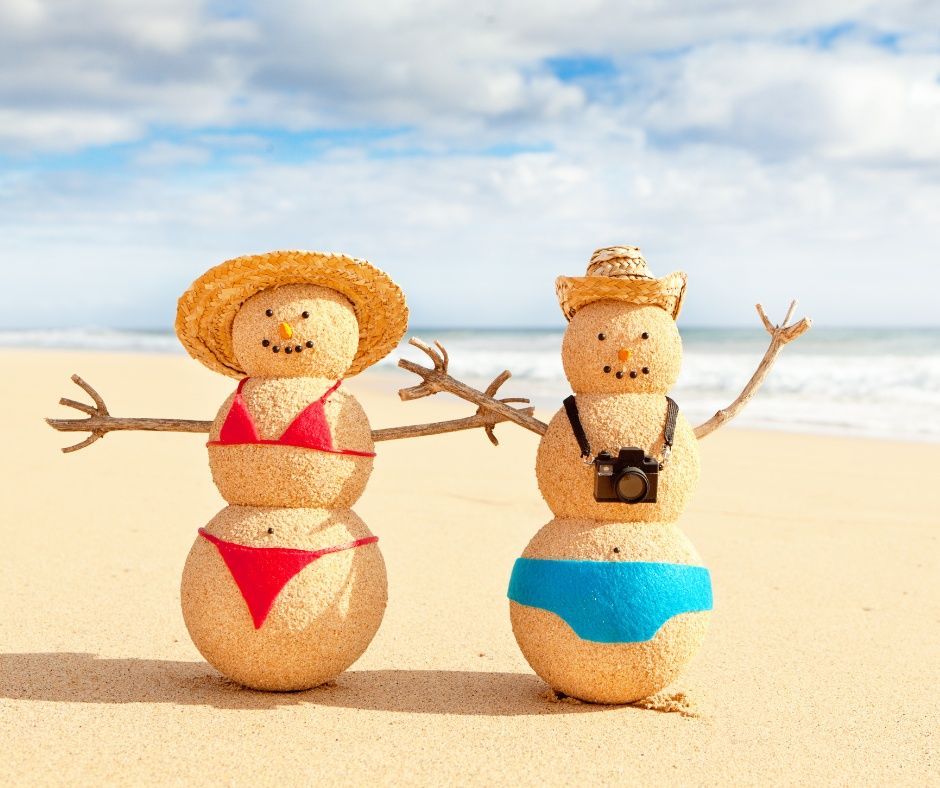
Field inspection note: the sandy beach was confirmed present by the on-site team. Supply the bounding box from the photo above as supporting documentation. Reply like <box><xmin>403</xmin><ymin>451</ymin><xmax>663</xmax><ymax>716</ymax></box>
<box><xmin>1</xmin><ymin>349</ymin><xmax>937</xmax><ymax>786</ymax></box>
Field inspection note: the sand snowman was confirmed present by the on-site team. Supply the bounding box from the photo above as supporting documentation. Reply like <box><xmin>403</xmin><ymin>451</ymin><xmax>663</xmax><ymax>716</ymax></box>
<box><xmin>48</xmin><ymin>250</ymin><xmax>521</xmax><ymax>691</ymax></box>
<box><xmin>173</xmin><ymin>251</ymin><xmax>411</xmax><ymax>691</ymax></box>
<box><xmin>402</xmin><ymin>246</ymin><xmax>810</xmax><ymax>703</ymax></box>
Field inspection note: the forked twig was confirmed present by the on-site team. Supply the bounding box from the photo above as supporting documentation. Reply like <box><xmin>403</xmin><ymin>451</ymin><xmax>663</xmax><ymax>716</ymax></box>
<box><xmin>398</xmin><ymin>338</ymin><xmax>450</xmax><ymax>401</ymax></box>
<box><xmin>694</xmin><ymin>300</ymin><xmax>812</xmax><ymax>439</ymax></box>
<box><xmin>480</xmin><ymin>369</ymin><xmax>530</xmax><ymax>445</ymax></box>
<box><xmin>46</xmin><ymin>374</ymin><xmax>212</xmax><ymax>453</ymax></box>
<box><xmin>399</xmin><ymin>338</ymin><xmax>547</xmax><ymax>438</ymax></box>
<box><xmin>53</xmin><ymin>375</ymin><xmax>108</xmax><ymax>452</ymax></box>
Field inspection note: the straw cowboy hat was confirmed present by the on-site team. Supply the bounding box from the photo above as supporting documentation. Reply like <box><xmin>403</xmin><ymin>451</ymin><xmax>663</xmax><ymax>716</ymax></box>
<box><xmin>555</xmin><ymin>246</ymin><xmax>687</xmax><ymax>321</ymax></box>
<box><xmin>176</xmin><ymin>250</ymin><xmax>408</xmax><ymax>378</ymax></box>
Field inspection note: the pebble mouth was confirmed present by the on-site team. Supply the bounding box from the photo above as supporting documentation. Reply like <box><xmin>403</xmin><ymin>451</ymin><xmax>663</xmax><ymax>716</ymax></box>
<box><xmin>261</xmin><ymin>339</ymin><xmax>315</xmax><ymax>354</ymax></box>
<box><xmin>607</xmin><ymin>366</ymin><xmax>651</xmax><ymax>380</ymax></box>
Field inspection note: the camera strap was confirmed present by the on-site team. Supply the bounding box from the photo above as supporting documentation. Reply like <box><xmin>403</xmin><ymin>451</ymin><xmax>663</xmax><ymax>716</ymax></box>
<box><xmin>661</xmin><ymin>397</ymin><xmax>679</xmax><ymax>466</ymax></box>
<box><xmin>562</xmin><ymin>395</ymin><xmax>680</xmax><ymax>466</ymax></box>
<box><xmin>563</xmin><ymin>395</ymin><xmax>593</xmax><ymax>459</ymax></box>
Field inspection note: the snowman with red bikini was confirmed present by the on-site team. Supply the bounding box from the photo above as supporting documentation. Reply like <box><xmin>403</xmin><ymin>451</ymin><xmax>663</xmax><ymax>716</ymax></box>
<box><xmin>48</xmin><ymin>250</ymin><xmax>529</xmax><ymax>691</ymax></box>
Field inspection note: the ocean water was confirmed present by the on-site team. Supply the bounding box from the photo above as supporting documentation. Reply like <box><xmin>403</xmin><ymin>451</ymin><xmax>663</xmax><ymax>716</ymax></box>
<box><xmin>4</xmin><ymin>326</ymin><xmax>938</xmax><ymax>442</ymax></box>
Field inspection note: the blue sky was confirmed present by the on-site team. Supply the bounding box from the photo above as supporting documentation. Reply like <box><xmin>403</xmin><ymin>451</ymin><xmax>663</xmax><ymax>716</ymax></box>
<box><xmin>1</xmin><ymin>1</ymin><xmax>938</xmax><ymax>329</ymax></box>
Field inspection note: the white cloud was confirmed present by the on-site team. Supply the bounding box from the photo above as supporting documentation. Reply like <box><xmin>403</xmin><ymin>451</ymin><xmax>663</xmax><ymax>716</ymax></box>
<box><xmin>1</xmin><ymin>1</ymin><xmax>939</xmax><ymax>328</ymax></box>
<box><xmin>0</xmin><ymin>0</ymin><xmax>46</xmax><ymax>30</ymax></box>
<box><xmin>2</xmin><ymin>132</ymin><xmax>937</xmax><ymax>328</ymax></box>
<box><xmin>0</xmin><ymin>109</ymin><xmax>141</xmax><ymax>153</ymax></box>
<box><xmin>639</xmin><ymin>42</ymin><xmax>940</xmax><ymax>164</ymax></box>
<box><xmin>3</xmin><ymin>1</ymin><xmax>937</xmax><ymax>153</ymax></box>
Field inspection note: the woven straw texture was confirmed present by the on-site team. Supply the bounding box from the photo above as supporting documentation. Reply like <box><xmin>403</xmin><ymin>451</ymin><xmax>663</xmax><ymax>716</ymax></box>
<box><xmin>176</xmin><ymin>250</ymin><xmax>408</xmax><ymax>378</ymax></box>
<box><xmin>556</xmin><ymin>246</ymin><xmax>687</xmax><ymax>321</ymax></box>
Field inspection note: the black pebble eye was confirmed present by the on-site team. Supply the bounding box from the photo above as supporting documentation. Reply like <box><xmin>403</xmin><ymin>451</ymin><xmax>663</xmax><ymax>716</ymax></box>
<box><xmin>641</xmin><ymin>332</ymin><xmax>649</xmax><ymax>339</ymax></box>
<box><xmin>261</xmin><ymin>339</ymin><xmax>270</xmax><ymax>347</ymax></box>
<box><xmin>597</xmin><ymin>333</ymin><xmax>606</xmax><ymax>340</ymax></box>
<box><xmin>265</xmin><ymin>309</ymin><xmax>274</xmax><ymax>317</ymax></box>
<box><xmin>306</xmin><ymin>340</ymin><xmax>314</xmax><ymax>348</ymax></box>
<box><xmin>301</xmin><ymin>311</ymin><xmax>310</xmax><ymax>319</ymax></box>
<box><xmin>603</xmin><ymin>365</ymin><xmax>611</xmax><ymax>374</ymax></box>
<box><xmin>642</xmin><ymin>367</ymin><xmax>650</xmax><ymax>375</ymax></box>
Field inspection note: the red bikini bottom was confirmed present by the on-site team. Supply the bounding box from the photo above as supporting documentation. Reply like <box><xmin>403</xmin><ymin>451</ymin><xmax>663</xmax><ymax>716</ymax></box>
<box><xmin>198</xmin><ymin>528</ymin><xmax>379</xmax><ymax>629</ymax></box>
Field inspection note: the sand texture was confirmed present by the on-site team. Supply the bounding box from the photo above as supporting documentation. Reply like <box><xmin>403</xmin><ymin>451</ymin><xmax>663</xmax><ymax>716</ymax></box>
<box><xmin>2</xmin><ymin>350</ymin><xmax>938</xmax><ymax>785</ymax></box>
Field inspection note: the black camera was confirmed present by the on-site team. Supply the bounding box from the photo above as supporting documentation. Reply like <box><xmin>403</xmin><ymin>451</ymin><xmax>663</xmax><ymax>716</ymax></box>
<box><xmin>593</xmin><ymin>448</ymin><xmax>660</xmax><ymax>504</ymax></box>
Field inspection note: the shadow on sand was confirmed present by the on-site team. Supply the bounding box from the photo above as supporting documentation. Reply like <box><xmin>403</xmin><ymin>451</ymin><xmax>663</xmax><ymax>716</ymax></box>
<box><xmin>0</xmin><ymin>652</ymin><xmax>613</xmax><ymax>716</ymax></box>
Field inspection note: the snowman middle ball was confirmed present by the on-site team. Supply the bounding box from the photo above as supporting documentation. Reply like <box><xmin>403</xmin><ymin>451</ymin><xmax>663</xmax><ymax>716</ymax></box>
<box><xmin>535</xmin><ymin>303</ymin><xmax>701</xmax><ymax>523</ymax></box>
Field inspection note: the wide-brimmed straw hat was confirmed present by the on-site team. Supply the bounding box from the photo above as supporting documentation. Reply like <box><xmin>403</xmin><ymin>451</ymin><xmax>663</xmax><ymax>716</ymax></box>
<box><xmin>555</xmin><ymin>246</ymin><xmax>687</xmax><ymax>321</ymax></box>
<box><xmin>176</xmin><ymin>250</ymin><xmax>408</xmax><ymax>378</ymax></box>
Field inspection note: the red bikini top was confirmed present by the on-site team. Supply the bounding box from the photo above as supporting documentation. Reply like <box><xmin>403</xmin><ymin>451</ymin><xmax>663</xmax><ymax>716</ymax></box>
<box><xmin>208</xmin><ymin>378</ymin><xmax>375</xmax><ymax>457</ymax></box>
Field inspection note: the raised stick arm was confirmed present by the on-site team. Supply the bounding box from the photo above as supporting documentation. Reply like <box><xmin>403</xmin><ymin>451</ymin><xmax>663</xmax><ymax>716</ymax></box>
<box><xmin>46</xmin><ymin>375</ymin><xmax>212</xmax><ymax>453</ymax></box>
<box><xmin>398</xmin><ymin>338</ymin><xmax>548</xmax><ymax>437</ymax></box>
<box><xmin>693</xmin><ymin>300</ymin><xmax>812</xmax><ymax>440</ymax></box>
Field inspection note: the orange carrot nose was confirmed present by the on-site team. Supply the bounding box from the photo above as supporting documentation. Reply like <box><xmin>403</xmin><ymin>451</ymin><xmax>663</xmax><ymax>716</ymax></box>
<box><xmin>618</xmin><ymin>348</ymin><xmax>632</xmax><ymax>362</ymax></box>
<box><xmin>278</xmin><ymin>322</ymin><xmax>293</xmax><ymax>340</ymax></box>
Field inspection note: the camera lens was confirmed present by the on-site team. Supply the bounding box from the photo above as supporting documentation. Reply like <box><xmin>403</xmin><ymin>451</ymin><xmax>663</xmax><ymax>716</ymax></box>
<box><xmin>615</xmin><ymin>469</ymin><xmax>649</xmax><ymax>503</ymax></box>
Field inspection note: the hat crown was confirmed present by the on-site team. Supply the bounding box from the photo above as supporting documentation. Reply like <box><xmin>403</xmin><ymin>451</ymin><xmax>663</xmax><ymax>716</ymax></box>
<box><xmin>556</xmin><ymin>244</ymin><xmax>687</xmax><ymax>322</ymax></box>
<box><xmin>587</xmin><ymin>246</ymin><xmax>654</xmax><ymax>280</ymax></box>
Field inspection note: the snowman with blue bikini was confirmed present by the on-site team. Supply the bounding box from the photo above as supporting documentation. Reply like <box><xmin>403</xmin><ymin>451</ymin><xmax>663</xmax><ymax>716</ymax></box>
<box><xmin>403</xmin><ymin>245</ymin><xmax>810</xmax><ymax>703</ymax></box>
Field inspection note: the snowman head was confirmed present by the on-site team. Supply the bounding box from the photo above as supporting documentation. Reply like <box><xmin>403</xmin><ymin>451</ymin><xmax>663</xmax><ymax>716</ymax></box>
<box><xmin>231</xmin><ymin>284</ymin><xmax>360</xmax><ymax>379</ymax></box>
<box><xmin>176</xmin><ymin>251</ymin><xmax>408</xmax><ymax>379</ymax></box>
<box><xmin>561</xmin><ymin>300</ymin><xmax>682</xmax><ymax>394</ymax></box>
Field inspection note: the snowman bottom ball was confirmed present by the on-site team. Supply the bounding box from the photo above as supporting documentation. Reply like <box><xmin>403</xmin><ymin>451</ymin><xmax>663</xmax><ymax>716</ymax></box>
<box><xmin>508</xmin><ymin>519</ymin><xmax>712</xmax><ymax>704</ymax></box>
<box><xmin>181</xmin><ymin>505</ymin><xmax>386</xmax><ymax>691</ymax></box>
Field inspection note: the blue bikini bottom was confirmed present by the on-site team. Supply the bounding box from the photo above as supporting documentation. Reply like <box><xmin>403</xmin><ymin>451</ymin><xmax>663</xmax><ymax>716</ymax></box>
<box><xmin>507</xmin><ymin>558</ymin><xmax>713</xmax><ymax>644</ymax></box>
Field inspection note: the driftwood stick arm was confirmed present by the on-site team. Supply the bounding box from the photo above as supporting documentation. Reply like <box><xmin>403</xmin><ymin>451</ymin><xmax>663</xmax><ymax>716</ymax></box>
<box><xmin>372</xmin><ymin>407</ymin><xmax>535</xmax><ymax>443</ymax></box>
<box><xmin>398</xmin><ymin>338</ymin><xmax>548</xmax><ymax>438</ymax></box>
<box><xmin>48</xmin><ymin>370</ymin><xmax>533</xmax><ymax>454</ymax></box>
<box><xmin>46</xmin><ymin>374</ymin><xmax>211</xmax><ymax>453</ymax></box>
<box><xmin>46</xmin><ymin>416</ymin><xmax>212</xmax><ymax>434</ymax></box>
<box><xmin>694</xmin><ymin>300</ymin><xmax>812</xmax><ymax>440</ymax></box>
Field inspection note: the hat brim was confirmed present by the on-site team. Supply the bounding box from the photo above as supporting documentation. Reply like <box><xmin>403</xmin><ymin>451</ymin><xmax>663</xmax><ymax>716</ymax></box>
<box><xmin>176</xmin><ymin>250</ymin><xmax>408</xmax><ymax>378</ymax></box>
<box><xmin>555</xmin><ymin>271</ymin><xmax>687</xmax><ymax>322</ymax></box>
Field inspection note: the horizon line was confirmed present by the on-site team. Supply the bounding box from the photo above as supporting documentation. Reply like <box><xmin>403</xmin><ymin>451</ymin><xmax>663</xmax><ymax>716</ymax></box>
<box><xmin>2</xmin><ymin>324</ymin><xmax>940</xmax><ymax>333</ymax></box>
